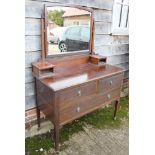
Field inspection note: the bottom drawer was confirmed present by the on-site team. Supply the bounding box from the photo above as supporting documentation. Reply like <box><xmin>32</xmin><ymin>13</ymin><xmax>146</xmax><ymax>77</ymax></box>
<box><xmin>59</xmin><ymin>88</ymin><xmax>121</xmax><ymax>125</ymax></box>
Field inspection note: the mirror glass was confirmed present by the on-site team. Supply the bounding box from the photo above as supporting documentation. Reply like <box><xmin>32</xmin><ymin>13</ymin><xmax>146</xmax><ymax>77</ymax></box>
<box><xmin>46</xmin><ymin>6</ymin><xmax>91</xmax><ymax>55</ymax></box>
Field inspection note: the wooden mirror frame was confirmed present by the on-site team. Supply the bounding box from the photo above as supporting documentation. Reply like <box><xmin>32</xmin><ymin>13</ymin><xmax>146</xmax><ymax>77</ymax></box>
<box><xmin>41</xmin><ymin>4</ymin><xmax>94</xmax><ymax>60</ymax></box>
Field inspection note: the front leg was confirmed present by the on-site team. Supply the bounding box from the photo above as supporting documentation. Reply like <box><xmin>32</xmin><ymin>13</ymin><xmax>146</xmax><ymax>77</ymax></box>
<box><xmin>53</xmin><ymin>125</ymin><xmax>60</xmax><ymax>151</ymax></box>
<box><xmin>36</xmin><ymin>107</ymin><xmax>40</xmax><ymax>130</ymax></box>
<box><xmin>35</xmin><ymin>78</ymin><xmax>41</xmax><ymax>130</ymax></box>
<box><xmin>113</xmin><ymin>100</ymin><xmax>119</xmax><ymax>120</ymax></box>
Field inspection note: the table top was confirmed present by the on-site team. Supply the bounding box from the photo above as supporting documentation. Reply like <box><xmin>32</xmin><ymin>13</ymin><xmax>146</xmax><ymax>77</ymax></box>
<box><xmin>39</xmin><ymin>63</ymin><xmax>124</xmax><ymax>91</ymax></box>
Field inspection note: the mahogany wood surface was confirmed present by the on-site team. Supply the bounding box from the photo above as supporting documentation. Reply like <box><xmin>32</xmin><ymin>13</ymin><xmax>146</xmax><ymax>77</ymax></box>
<box><xmin>40</xmin><ymin>63</ymin><xmax>123</xmax><ymax>91</ymax></box>
<box><xmin>30</xmin><ymin>4</ymin><xmax>125</xmax><ymax>151</ymax></box>
<box><xmin>33</xmin><ymin>54</ymin><xmax>124</xmax><ymax>150</ymax></box>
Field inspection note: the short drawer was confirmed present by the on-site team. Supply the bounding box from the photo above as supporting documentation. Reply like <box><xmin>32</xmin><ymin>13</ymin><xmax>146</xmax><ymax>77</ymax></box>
<box><xmin>58</xmin><ymin>81</ymin><xmax>97</xmax><ymax>104</ymax></box>
<box><xmin>59</xmin><ymin>88</ymin><xmax>121</xmax><ymax>125</ymax></box>
<box><xmin>99</xmin><ymin>73</ymin><xmax>123</xmax><ymax>93</ymax></box>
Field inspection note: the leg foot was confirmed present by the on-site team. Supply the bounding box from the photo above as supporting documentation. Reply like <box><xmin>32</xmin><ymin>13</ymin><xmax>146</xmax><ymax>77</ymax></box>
<box><xmin>54</xmin><ymin>125</ymin><xmax>59</xmax><ymax>151</ymax></box>
<box><xmin>37</xmin><ymin>107</ymin><xmax>40</xmax><ymax>130</ymax></box>
<box><xmin>37</xmin><ymin>126</ymin><xmax>41</xmax><ymax>131</ymax></box>
<box><xmin>113</xmin><ymin>116</ymin><xmax>117</xmax><ymax>121</ymax></box>
<box><xmin>113</xmin><ymin>100</ymin><xmax>119</xmax><ymax>120</ymax></box>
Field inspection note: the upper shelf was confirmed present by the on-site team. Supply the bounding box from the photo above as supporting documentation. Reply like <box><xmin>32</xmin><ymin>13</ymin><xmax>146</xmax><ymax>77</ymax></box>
<box><xmin>32</xmin><ymin>55</ymin><xmax>108</xmax><ymax>79</ymax></box>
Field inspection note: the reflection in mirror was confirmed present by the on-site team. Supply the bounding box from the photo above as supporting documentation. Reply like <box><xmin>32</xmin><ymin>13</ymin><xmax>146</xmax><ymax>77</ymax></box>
<box><xmin>47</xmin><ymin>6</ymin><xmax>91</xmax><ymax>55</ymax></box>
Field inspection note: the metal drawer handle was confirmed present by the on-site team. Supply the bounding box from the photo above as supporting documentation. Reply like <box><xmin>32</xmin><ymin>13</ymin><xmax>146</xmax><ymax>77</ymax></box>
<box><xmin>76</xmin><ymin>107</ymin><xmax>81</xmax><ymax>112</ymax></box>
<box><xmin>107</xmin><ymin>94</ymin><xmax>111</xmax><ymax>99</ymax></box>
<box><xmin>110</xmin><ymin>80</ymin><xmax>113</xmax><ymax>85</ymax></box>
<box><xmin>77</xmin><ymin>90</ymin><xmax>81</xmax><ymax>96</ymax></box>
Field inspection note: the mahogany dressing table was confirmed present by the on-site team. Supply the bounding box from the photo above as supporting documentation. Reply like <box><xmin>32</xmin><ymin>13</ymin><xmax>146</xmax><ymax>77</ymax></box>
<box><xmin>32</xmin><ymin>5</ymin><xmax>124</xmax><ymax>151</ymax></box>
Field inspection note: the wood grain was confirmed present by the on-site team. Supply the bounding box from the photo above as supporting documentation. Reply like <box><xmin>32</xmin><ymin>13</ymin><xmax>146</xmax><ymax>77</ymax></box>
<box><xmin>33</xmin><ymin>55</ymin><xmax>124</xmax><ymax>150</ymax></box>
<box><xmin>59</xmin><ymin>88</ymin><xmax>121</xmax><ymax>125</ymax></box>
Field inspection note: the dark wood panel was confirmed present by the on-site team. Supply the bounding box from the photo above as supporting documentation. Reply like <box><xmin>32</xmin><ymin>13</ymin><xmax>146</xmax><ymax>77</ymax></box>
<box><xmin>58</xmin><ymin>81</ymin><xmax>97</xmax><ymax>105</ymax></box>
<box><xmin>36</xmin><ymin>79</ymin><xmax>55</xmax><ymax>123</ymax></box>
<box><xmin>59</xmin><ymin>88</ymin><xmax>121</xmax><ymax>125</ymax></box>
<box><xmin>36</xmin><ymin>79</ymin><xmax>54</xmax><ymax>104</ymax></box>
<box><xmin>32</xmin><ymin>54</ymin><xmax>124</xmax><ymax>150</ymax></box>
<box><xmin>99</xmin><ymin>73</ymin><xmax>123</xmax><ymax>93</ymax></box>
<box><xmin>37</xmin><ymin>94</ymin><xmax>54</xmax><ymax>122</ymax></box>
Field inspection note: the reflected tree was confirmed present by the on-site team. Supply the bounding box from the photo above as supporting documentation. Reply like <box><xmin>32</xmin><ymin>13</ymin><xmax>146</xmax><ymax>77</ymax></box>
<box><xmin>48</xmin><ymin>10</ymin><xmax>64</xmax><ymax>26</ymax></box>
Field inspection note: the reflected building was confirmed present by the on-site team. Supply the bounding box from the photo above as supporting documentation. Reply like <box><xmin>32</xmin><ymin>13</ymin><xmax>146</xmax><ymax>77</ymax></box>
<box><xmin>62</xmin><ymin>8</ymin><xmax>91</xmax><ymax>26</ymax></box>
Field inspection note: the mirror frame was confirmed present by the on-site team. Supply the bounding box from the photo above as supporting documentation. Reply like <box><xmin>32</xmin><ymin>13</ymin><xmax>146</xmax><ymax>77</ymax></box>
<box><xmin>41</xmin><ymin>4</ymin><xmax>94</xmax><ymax>59</ymax></box>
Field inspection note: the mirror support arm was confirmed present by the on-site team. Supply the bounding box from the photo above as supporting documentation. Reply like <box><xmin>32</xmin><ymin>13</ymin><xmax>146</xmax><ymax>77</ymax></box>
<box><xmin>41</xmin><ymin>14</ymin><xmax>45</xmax><ymax>62</ymax></box>
<box><xmin>91</xmin><ymin>18</ymin><xmax>95</xmax><ymax>55</ymax></box>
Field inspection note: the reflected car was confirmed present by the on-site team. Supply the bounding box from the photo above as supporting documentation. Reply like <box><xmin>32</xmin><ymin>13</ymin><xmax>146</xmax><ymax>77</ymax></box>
<box><xmin>58</xmin><ymin>25</ymin><xmax>90</xmax><ymax>52</ymax></box>
<box><xmin>48</xmin><ymin>27</ymin><xmax>67</xmax><ymax>44</ymax></box>
<box><xmin>48</xmin><ymin>25</ymin><xmax>90</xmax><ymax>52</ymax></box>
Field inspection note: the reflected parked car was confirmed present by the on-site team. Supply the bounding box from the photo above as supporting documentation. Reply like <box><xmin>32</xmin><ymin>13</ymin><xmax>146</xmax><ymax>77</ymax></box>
<box><xmin>48</xmin><ymin>27</ymin><xmax>67</xmax><ymax>44</ymax></box>
<box><xmin>59</xmin><ymin>25</ymin><xmax>90</xmax><ymax>52</ymax></box>
<box><xmin>48</xmin><ymin>25</ymin><xmax>90</xmax><ymax>52</ymax></box>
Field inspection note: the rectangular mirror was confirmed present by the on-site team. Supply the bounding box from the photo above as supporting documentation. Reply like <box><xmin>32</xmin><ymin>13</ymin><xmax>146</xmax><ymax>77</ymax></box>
<box><xmin>45</xmin><ymin>6</ymin><xmax>92</xmax><ymax>56</ymax></box>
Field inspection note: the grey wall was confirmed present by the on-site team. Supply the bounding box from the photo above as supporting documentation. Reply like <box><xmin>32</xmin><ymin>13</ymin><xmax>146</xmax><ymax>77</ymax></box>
<box><xmin>25</xmin><ymin>0</ymin><xmax>129</xmax><ymax>110</ymax></box>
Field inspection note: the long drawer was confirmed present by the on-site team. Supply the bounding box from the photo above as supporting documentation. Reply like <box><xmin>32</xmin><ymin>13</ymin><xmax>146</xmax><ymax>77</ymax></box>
<box><xmin>59</xmin><ymin>88</ymin><xmax>121</xmax><ymax>125</ymax></box>
<box><xmin>58</xmin><ymin>81</ymin><xmax>97</xmax><ymax>104</ymax></box>
<box><xmin>99</xmin><ymin>73</ymin><xmax>123</xmax><ymax>93</ymax></box>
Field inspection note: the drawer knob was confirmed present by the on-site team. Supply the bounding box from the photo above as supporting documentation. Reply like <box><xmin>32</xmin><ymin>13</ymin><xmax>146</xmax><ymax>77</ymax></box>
<box><xmin>110</xmin><ymin>80</ymin><xmax>113</xmax><ymax>85</ymax></box>
<box><xmin>76</xmin><ymin>107</ymin><xmax>81</xmax><ymax>112</ymax></box>
<box><xmin>77</xmin><ymin>90</ymin><xmax>81</xmax><ymax>96</ymax></box>
<box><xmin>107</xmin><ymin>94</ymin><xmax>111</xmax><ymax>99</ymax></box>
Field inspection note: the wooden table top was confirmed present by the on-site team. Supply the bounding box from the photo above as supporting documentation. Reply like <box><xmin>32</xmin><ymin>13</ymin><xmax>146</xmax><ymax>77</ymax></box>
<box><xmin>39</xmin><ymin>63</ymin><xmax>124</xmax><ymax>91</ymax></box>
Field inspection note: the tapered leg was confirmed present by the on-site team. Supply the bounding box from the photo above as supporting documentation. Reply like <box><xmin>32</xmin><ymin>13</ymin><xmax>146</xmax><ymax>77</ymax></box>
<box><xmin>113</xmin><ymin>100</ymin><xmax>119</xmax><ymax>120</ymax></box>
<box><xmin>54</xmin><ymin>125</ymin><xmax>59</xmax><ymax>151</ymax></box>
<box><xmin>35</xmin><ymin>78</ymin><xmax>41</xmax><ymax>130</ymax></box>
<box><xmin>36</xmin><ymin>107</ymin><xmax>40</xmax><ymax>130</ymax></box>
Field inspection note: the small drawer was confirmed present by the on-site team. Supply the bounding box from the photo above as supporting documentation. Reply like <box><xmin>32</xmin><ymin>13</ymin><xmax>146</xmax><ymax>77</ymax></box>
<box><xmin>58</xmin><ymin>81</ymin><xmax>97</xmax><ymax>104</ymax></box>
<box><xmin>99</xmin><ymin>73</ymin><xmax>123</xmax><ymax>92</ymax></box>
<box><xmin>59</xmin><ymin>89</ymin><xmax>121</xmax><ymax>125</ymax></box>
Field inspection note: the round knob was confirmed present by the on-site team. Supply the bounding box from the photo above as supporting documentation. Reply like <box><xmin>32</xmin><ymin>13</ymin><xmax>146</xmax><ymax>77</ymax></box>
<box><xmin>77</xmin><ymin>90</ymin><xmax>81</xmax><ymax>96</ymax></box>
<box><xmin>110</xmin><ymin>80</ymin><xmax>113</xmax><ymax>85</ymax></box>
<box><xmin>107</xmin><ymin>94</ymin><xmax>111</xmax><ymax>99</ymax></box>
<box><xmin>76</xmin><ymin>107</ymin><xmax>81</xmax><ymax>112</ymax></box>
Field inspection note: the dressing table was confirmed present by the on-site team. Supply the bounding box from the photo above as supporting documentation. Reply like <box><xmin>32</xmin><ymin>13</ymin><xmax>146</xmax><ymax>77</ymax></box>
<box><xmin>32</xmin><ymin>4</ymin><xmax>124</xmax><ymax>151</ymax></box>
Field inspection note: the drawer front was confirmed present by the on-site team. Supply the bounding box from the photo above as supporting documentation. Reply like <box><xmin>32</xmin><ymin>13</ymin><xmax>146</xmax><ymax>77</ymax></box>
<box><xmin>99</xmin><ymin>73</ymin><xmax>123</xmax><ymax>93</ymax></box>
<box><xmin>59</xmin><ymin>89</ymin><xmax>121</xmax><ymax>125</ymax></box>
<box><xmin>58</xmin><ymin>81</ymin><xmax>97</xmax><ymax>104</ymax></box>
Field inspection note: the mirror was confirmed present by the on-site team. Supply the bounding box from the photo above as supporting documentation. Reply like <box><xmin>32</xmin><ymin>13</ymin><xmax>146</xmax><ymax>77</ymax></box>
<box><xmin>45</xmin><ymin>6</ymin><xmax>92</xmax><ymax>56</ymax></box>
